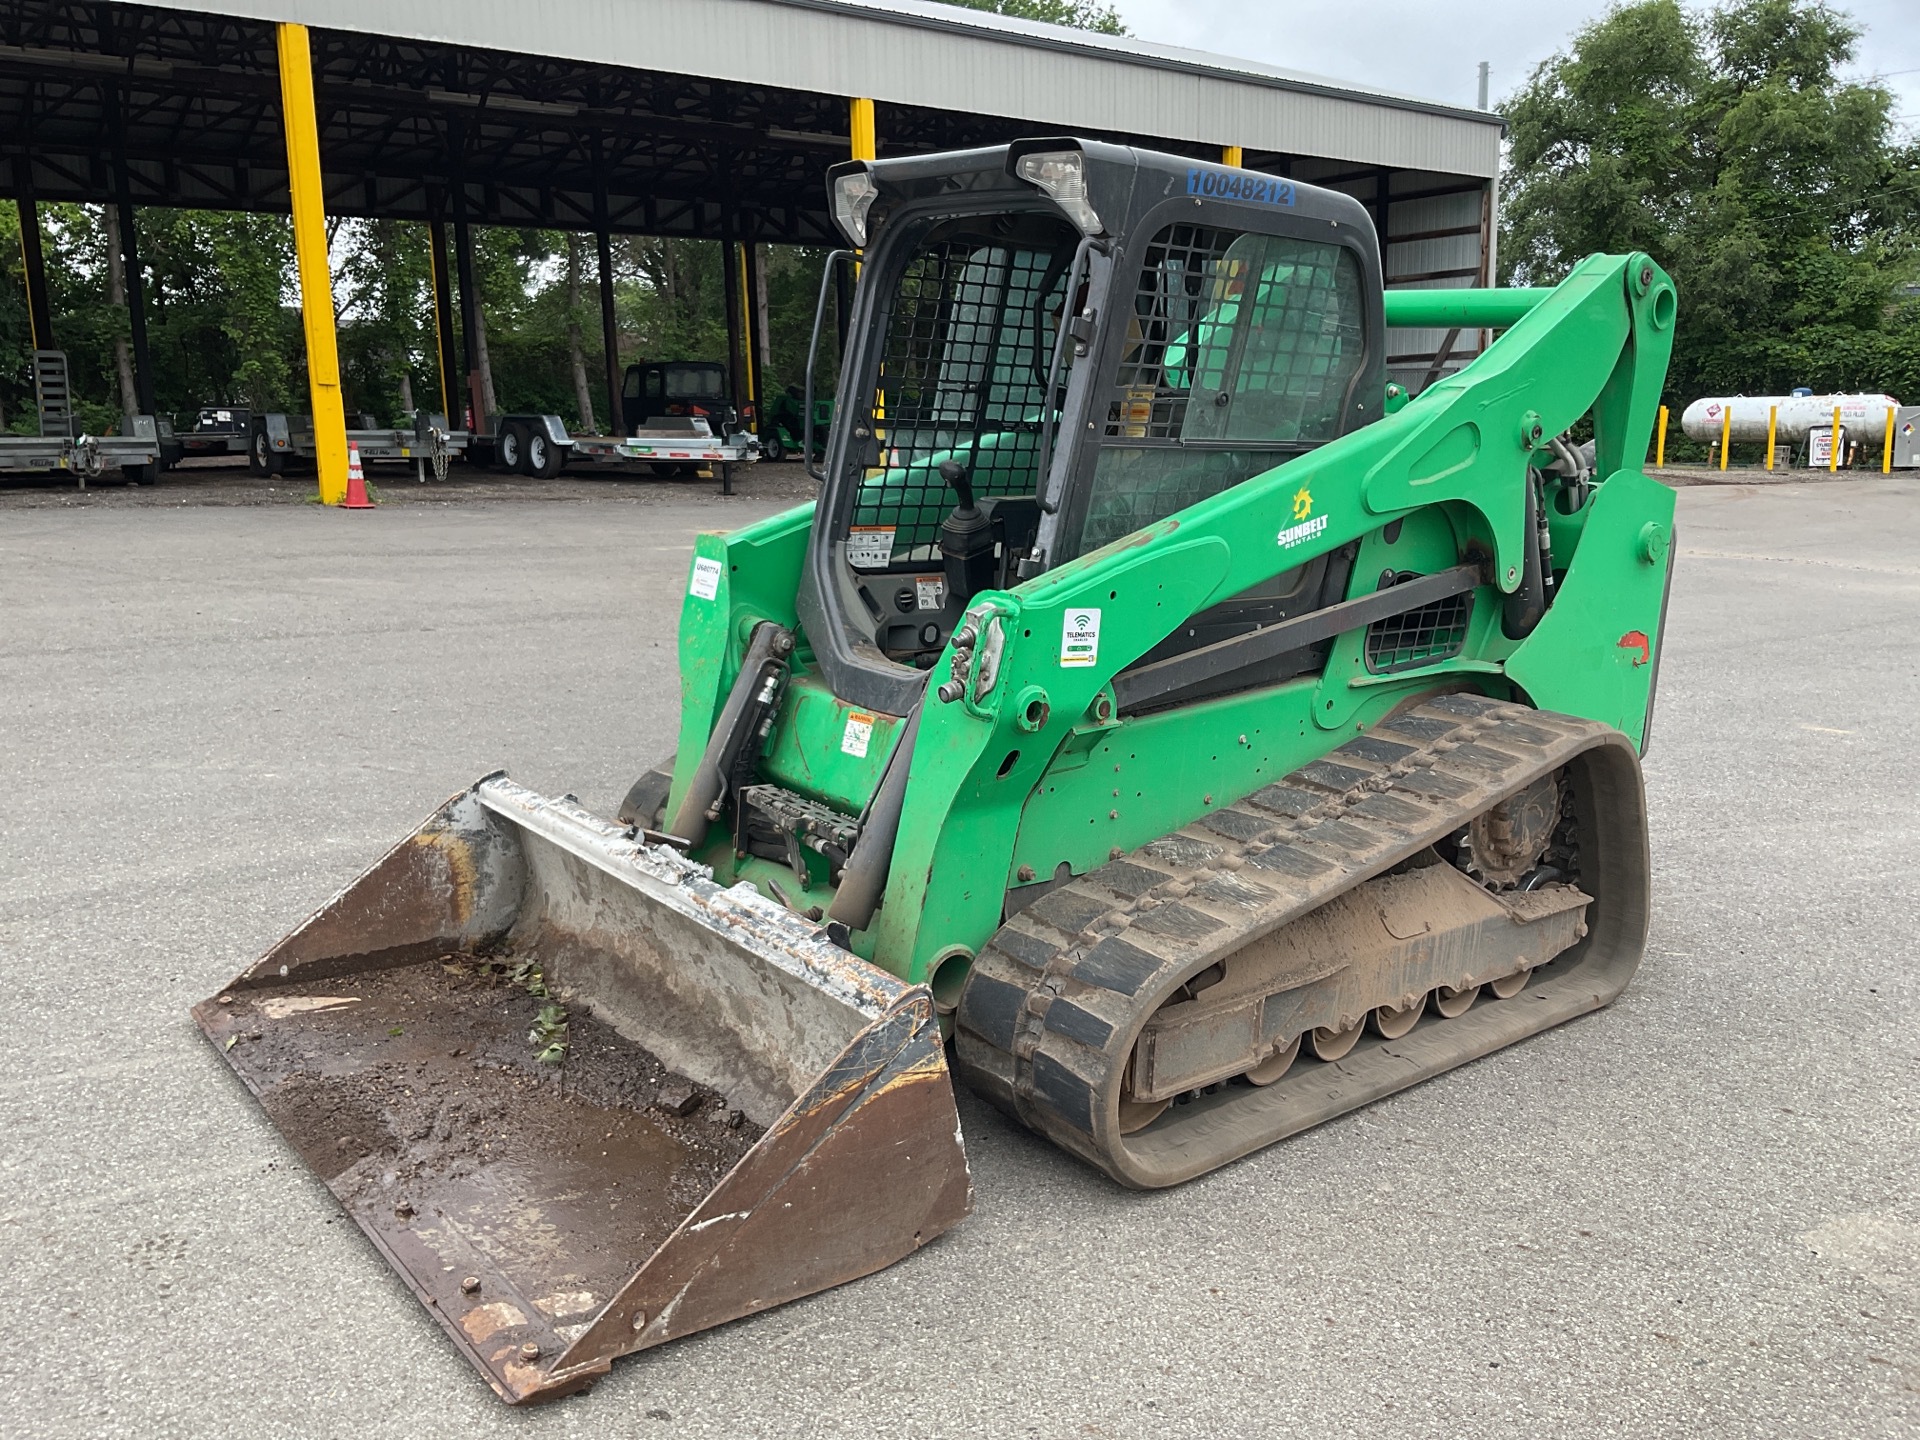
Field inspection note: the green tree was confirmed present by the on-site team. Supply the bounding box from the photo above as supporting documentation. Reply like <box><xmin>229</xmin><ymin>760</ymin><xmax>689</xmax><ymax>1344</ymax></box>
<box><xmin>1500</xmin><ymin>0</ymin><xmax>1920</xmax><ymax>415</ymax></box>
<box><xmin>0</xmin><ymin>203</ymin><xmax>41</xmax><ymax>432</ymax></box>
<box><xmin>201</xmin><ymin>213</ymin><xmax>299</xmax><ymax>412</ymax></box>
<box><xmin>941</xmin><ymin>0</ymin><xmax>1126</xmax><ymax>35</ymax></box>
<box><xmin>336</xmin><ymin>217</ymin><xmax>434</xmax><ymax>423</ymax></box>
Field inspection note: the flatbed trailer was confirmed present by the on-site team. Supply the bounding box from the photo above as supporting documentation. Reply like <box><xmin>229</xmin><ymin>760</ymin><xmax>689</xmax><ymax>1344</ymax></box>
<box><xmin>3</xmin><ymin>352</ymin><xmax>167</xmax><ymax>486</ymax></box>
<box><xmin>251</xmin><ymin>411</ymin><xmax>469</xmax><ymax>481</ymax></box>
<box><xmin>492</xmin><ymin>412</ymin><xmax>759</xmax><ymax>494</ymax></box>
<box><xmin>0</xmin><ymin>420</ymin><xmax>166</xmax><ymax>486</ymax></box>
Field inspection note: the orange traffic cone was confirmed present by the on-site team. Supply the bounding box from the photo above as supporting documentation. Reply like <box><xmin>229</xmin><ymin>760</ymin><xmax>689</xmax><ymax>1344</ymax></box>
<box><xmin>342</xmin><ymin>441</ymin><xmax>375</xmax><ymax>509</ymax></box>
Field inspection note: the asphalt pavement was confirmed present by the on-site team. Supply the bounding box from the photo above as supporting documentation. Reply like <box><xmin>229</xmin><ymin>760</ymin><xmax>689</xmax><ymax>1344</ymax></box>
<box><xmin>1</xmin><ymin>475</ymin><xmax>1915</xmax><ymax>1438</ymax></box>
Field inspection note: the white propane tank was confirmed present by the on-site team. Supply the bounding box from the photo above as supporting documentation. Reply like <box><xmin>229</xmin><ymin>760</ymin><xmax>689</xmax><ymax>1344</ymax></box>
<box><xmin>1681</xmin><ymin>393</ymin><xmax>1901</xmax><ymax>444</ymax></box>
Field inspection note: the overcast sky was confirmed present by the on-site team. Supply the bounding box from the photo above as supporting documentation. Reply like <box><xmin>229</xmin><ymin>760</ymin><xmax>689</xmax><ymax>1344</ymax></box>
<box><xmin>1110</xmin><ymin>0</ymin><xmax>1920</xmax><ymax>136</ymax></box>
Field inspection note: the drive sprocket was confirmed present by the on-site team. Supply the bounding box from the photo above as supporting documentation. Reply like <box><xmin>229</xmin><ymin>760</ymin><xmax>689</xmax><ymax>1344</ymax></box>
<box><xmin>1461</xmin><ymin>772</ymin><xmax>1560</xmax><ymax>888</ymax></box>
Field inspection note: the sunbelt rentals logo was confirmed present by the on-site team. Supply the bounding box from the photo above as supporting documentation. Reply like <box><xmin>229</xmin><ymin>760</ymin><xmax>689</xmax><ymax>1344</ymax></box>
<box><xmin>1278</xmin><ymin>484</ymin><xmax>1327</xmax><ymax>549</ymax></box>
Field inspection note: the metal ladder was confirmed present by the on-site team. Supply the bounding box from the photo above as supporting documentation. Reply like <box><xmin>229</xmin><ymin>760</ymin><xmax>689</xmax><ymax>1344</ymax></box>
<box><xmin>32</xmin><ymin>349</ymin><xmax>73</xmax><ymax>439</ymax></box>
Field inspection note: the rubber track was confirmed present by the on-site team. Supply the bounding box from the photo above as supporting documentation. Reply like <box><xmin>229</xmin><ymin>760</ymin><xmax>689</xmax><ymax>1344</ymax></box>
<box><xmin>954</xmin><ymin>692</ymin><xmax>1644</xmax><ymax>1187</ymax></box>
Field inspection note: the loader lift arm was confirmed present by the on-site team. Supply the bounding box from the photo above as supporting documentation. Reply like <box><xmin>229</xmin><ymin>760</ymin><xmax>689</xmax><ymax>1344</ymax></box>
<box><xmin>670</xmin><ymin>238</ymin><xmax>1675</xmax><ymax>991</ymax></box>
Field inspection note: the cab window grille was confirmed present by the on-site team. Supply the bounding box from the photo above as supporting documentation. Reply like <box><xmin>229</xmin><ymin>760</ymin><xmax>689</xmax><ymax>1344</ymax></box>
<box><xmin>1365</xmin><ymin>583</ymin><xmax>1474</xmax><ymax>673</ymax></box>
<box><xmin>848</xmin><ymin>229</ymin><xmax>1078</xmax><ymax>564</ymax></box>
<box><xmin>1104</xmin><ymin>224</ymin><xmax>1237</xmax><ymax>440</ymax></box>
<box><xmin>1077</xmin><ymin>223</ymin><xmax>1364</xmax><ymax>557</ymax></box>
<box><xmin>1177</xmin><ymin>235</ymin><xmax>1363</xmax><ymax>445</ymax></box>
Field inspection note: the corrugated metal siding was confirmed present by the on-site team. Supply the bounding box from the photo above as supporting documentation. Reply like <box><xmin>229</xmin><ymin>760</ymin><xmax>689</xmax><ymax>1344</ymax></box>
<box><xmin>1288</xmin><ymin>166</ymin><xmax>1492</xmax><ymax>393</ymax></box>
<box><xmin>135</xmin><ymin>0</ymin><xmax>1503</xmax><ymax>178</ymax></box>
<box><xmin>1381</xmin><ymin>186</ymin><xmax>1488</xmax><ymax>392</ymax></box>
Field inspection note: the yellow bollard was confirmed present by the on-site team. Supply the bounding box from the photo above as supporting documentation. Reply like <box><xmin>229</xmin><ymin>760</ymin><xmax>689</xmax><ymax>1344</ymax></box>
<box><xmin>1830</xmin><ymin>403</ymin><xmax>1841</xmax><ymax>473</ymax></box>
<box><xmin>1655</xmin><ymin>405</ymin><xmax>1668</xmax><ymax>468</ymax></box>
<box><xmin>1718</xmin><ymin>405</ymin><xmax>1730</xmax><ymax>471</ymax></box>
<box><xmin>1885</xmin><ymin>405</ymin><xmax>1896</xmax><ymax>475</ymax></box>
<box><xmin>276</xmin><ymin>23</ymin><xmax>348</xmax><ymax>505</ymax></box>
<box><xmin>1765</xmin><ymin>404</ymin><xmax>1778</xmax><ymax>471</ymax></box>
<box><xmin>1222</xmin><ymin>145</ymin><xmax>1243</xmax><ymax>167</ymax></box>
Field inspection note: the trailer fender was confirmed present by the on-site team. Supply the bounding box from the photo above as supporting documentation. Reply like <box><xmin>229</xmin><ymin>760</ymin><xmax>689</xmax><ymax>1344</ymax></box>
<box><xmin>528</xmin><ymin>414</ymin><xmax>573</xmax><ymax>448</ymax></box>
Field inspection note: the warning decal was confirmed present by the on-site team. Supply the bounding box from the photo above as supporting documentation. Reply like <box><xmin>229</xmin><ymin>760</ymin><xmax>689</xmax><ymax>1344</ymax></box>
<box><xmin>846</xmin><ymin>527</ymin><xmax>896</xmax><ymax>569</ymax></box>
<box><xmin>841</xmin><ymin>711</ymin><xmax>875</xmax><ymax>758</ymax></box>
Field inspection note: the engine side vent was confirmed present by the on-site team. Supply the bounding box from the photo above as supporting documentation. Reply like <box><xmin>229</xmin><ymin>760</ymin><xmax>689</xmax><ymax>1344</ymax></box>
<box><xmin>1364</xmin><ymin>577</ymin><xmax>1473</xmax><ymax>674</ymax></box>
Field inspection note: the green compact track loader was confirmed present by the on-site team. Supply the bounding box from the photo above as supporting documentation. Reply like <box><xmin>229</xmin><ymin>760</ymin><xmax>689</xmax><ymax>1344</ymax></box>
<box><xmin>199</xmin><ymin>139</ymin><xmax>1677</xmax><ymax>1402</ymax></box>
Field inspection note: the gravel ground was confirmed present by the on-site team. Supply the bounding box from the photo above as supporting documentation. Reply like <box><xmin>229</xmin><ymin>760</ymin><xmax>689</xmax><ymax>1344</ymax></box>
<box><xmin>1</xmin><ymin>475</ymin><xmax>1915</xmax><ymax>1438</ymax></box>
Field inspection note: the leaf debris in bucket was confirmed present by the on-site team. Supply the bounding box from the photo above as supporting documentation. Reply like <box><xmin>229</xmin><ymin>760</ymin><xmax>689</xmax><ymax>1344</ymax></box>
<box><xmin>530</xmin><ymin>1003</ymin><xmax>570</xmax><ymax>1065</ymax></box>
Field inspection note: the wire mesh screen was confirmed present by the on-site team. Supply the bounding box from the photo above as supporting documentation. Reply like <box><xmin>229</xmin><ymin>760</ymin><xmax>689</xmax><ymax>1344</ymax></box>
<box><xmin>848</xmin><ymin>229</ymin><xmax>1078</xmax><ymax>563</ymax></box>
<box><xmin>1178</xmin><ymin>235</ymin><xmax>1363</xmax><ymax>444</ymax></box>
<box><xmin>1365</xmin><ymin>586</ymin><xmax>1474</xmax><ymax>673</ymax></box>
<box><xmin>1076</xmin><ymin>222</ymin><xmax>1363</xmax><ymax>556</ymax></box>
<box><xmin>1104</xmin><ymin>223</ymin><xmax>1237</xmax><ymax>440</ymax></box>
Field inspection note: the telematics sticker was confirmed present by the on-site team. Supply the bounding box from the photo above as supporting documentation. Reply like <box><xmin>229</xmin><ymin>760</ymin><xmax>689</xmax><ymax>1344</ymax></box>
<box><xmin>688</xmin><ymin>556</ymin><xmax>723</xmax><ymax>600</ymax></box>
<box><xmin>846</xmin><ymin>526</ymin><xmax>895</xmax><ymax>569</ymax></box>
<box><xmin>841</xmin><ymin>711</ymin><xmax>875</xmax><ymax>758</ymax></box>
<box><xmin>1060</xmin><ymin>608</ymin><xmax>1101</xmax><ymax>667</ymax></box>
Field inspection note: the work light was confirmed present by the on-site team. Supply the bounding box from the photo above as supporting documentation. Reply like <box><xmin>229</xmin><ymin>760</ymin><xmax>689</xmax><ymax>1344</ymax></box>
<box><xmin>832</xmin><ymin>170</ymin><xmax>880</xmax><ymax>246</ymax></box>
<box><xmin>1015</xmin><ymin>150</ymin><xmax>1102</xmax><ymax>235</ymax></box>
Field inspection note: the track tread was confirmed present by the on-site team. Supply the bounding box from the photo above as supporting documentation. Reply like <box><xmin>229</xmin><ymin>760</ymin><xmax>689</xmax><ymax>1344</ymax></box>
<box><xmin>954</xmin><ymin>694</ymin><xmax>1625</xmax><ymax>1183</ymax></box>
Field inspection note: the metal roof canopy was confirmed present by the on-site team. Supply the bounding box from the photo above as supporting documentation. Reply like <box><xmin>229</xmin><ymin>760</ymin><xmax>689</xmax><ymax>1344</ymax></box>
<box><xmin>2</xmin><ymin>0</ymin><xmax>1503</xmax><ymax>244</ymax></box>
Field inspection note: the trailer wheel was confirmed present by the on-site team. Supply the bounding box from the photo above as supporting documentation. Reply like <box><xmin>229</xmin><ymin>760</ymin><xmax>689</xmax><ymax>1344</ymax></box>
<box><xmin>498</xmin><ymin>422</ymin><xmax>528</xmax><ymax>474</ymax></box>
<box><xmin>250</xmin><ymin>427</ymin><xmax>284</xmax><ymax>477</ymax></box>
<box><xmin>526</xmin><ymin>429</ymin><xmax>564</xmax><ymax>479</ymax></box>
<box><xmin>123</xmin><ymin>463</ymin><xmax>157</xmax><ymax>486</ymax></box>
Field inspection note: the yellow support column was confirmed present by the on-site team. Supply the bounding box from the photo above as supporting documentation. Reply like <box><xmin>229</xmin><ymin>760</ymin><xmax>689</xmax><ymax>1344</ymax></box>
<box><xmin>276</xmin><ymin>23</ymin><xmax>348</xmax><ymax>505</ymax></box>
<box><xmin>1765</xmin><ymin>404</ymin><xmax>1778</xmax><ymax>471</ymax></box>
<box><xmin>1221</xmin><ymin>145</ymin><xmax>1243</xmax><ymax>167</ymax></box>
<box><xmin>1718</xmin><ymin>406</ymin><xmax>1730</xmax><ymax>471</ymax></box>
<box><xmin>850</xmin><ymin>97</ymin><xmax>876</xmax><ymax>162</ymax></box>
<box><xmin>1655</xmin><ymin>405</ymin><xmax>1668</xmax><ymax>467</ymax></box>
<box><xmin>1830</xmin><ymin>403</ymin><xmax>1842</xmax><ymax>473</ymax></box>
<box><xmin>1884</xmin><ymin>406</ymin><xmax>1896</xmax><ymax>474</ymax></box>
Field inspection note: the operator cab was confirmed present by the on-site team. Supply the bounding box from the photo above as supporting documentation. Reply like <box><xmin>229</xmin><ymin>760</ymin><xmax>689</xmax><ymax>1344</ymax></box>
<box><xmin>801</xmin><ymin>140</ymin><xmax>1385</xmax><ymax>719</ymax></box>
<box><xmin>621</xmin><ymin>359</ymin><xmax>732</xmax><ymax>433</ymax></box>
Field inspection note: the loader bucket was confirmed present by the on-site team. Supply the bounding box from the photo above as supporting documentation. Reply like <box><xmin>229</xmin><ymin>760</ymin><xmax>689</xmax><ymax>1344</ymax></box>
<box><xmin>193</xmin><ymin>775</ymin><xmax>970</xmax><ymax>1403</ymax></box>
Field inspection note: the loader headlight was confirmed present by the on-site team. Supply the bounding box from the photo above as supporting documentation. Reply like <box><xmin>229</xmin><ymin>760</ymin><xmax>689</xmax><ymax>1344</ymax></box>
<box><xmin>1015</xmin><ymin>150</ymin><xmax>1102</xmax><ymax>236</ymax></box>
<box><xmin>832</xmin><ymin>171</ymin><xmax>880</xmax><ymax>247</ymax></box>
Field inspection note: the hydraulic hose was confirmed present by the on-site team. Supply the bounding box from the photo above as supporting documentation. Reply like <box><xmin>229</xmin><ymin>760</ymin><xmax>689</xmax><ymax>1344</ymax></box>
<box><xmin>825</xmin><ymin>702</ymin><xmax>923</xmax><ymax>935</ymax></box>
<box><xmin>666</xmin><ymin>621</ymin><xmax>792</xmax><ymax>848</ymax></box>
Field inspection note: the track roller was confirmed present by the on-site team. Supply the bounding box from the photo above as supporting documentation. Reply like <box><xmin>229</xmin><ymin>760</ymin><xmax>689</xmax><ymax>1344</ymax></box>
<box><xmin>1308</xmin><ymin>1021</ymin><xmax>1363</xmax><ymax>1061</ymax></box>
<box><xmin>1489</xmin><ymin>968</ymin><xmax>1531</xmax><ymax>999</ymax></box>
<box><xmin>1245</xmin><ymin>1035</ymin><xmax>1301</xmax><ymax>1086</ymax></box>
<box><xmin>1370</xmin><ymin>999</ymin><xmax>1423</xmax><ymax>1039</ymax></box>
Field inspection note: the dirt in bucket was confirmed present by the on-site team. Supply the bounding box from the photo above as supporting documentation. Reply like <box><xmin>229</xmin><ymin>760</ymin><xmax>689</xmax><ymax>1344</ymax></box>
<box><xmin>203</xmin><ymin>956</ymin><xmax>768</xmax><ymax>1334</ymax></box>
